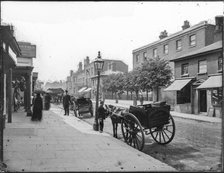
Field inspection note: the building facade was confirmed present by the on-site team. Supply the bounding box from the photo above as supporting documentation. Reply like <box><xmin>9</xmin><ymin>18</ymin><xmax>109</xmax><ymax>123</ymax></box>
<box><xmin>0</xmin><ymin>25</ymin><xmax>21</xmax><ymax>123</ymax></box>
<box><xmin>164</xmin><ymin>16</ymin><xmax>222</xmax><ymax>117</ymax></box>
<box><xmin>66</xmin><ymin>56</ymin><xmax>128</xmax><ymax>99</ymax></box>
<box><xmin>13</xmin><ymin>41</ymin><xmax>36</xmax><ymax>116</ymax></box>
<box><xmin>133</xmin><ymin>19</ymin><xmax>219</xmax><ymax>107</ymax></box>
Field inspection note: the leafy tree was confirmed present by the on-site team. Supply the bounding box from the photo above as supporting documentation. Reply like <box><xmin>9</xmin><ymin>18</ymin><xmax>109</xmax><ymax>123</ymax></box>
<box><xmin>140</xmin><ymin>57</ymin><xmax>172</xmax><ymax>101</ymax></box>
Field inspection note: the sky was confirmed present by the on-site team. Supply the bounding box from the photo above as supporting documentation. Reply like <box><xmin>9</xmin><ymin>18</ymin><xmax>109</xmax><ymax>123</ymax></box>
<box><xmin>1</xmin><ymin>1</ymin><xmax>223</xmax><ymax>82</ymax></box>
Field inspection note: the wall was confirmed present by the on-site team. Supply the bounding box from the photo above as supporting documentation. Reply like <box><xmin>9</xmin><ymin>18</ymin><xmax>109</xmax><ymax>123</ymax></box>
<box><xmin>132</xmin><ymin>24</ymin><xmax>213</xmax><ymax>70</ymax></box>
<box><xmin>174</xmin><ymin>51</ymin><xmax>221</xmax><ymax>79</ymax></box>
<box><xmin>174</xmin><ymin>103</ymin><xmax>192</xmax><ymax>113</ymax></box>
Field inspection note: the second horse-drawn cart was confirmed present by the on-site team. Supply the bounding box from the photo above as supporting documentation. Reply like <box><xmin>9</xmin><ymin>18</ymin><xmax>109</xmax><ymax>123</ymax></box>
<box><xmin>105</xmin><ymin>101</ymin><xmax>175</xmax><ymax>151</ymax></box>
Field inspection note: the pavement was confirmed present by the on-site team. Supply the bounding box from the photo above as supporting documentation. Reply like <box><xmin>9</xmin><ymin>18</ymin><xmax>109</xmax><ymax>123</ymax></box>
<box><xmin>102</xmin><ymin>99</ymin><xmax>222</xmax><ymax>123</ymax></box>
<box><xmin>2</xmin><ymin>105</ymin><xmax>177</xmax><ymax>172</ymax></box>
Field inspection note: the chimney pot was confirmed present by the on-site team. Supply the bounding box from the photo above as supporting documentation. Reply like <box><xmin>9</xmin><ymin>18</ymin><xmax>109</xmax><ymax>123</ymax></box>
<box><xmin>182</xmin><ymin>20</ymin><xmax>190</xmax><ymax>30</ymax></box>
<box><xmin>159</xmin><ymin>30</ymin><xmax>168</xmax><ymax>39</ymax></box>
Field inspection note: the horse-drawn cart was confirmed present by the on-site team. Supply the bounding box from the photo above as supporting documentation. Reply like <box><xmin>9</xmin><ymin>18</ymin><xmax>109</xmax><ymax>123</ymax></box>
<box><xmin>75</xmin><ymin>97</ymin><xmax>93</xmax><ymax>117</ymax></box>
<box><xmin>105</xmin><ymin>101</ymin><xmax>175</xmax><ymax>151</ymax></box>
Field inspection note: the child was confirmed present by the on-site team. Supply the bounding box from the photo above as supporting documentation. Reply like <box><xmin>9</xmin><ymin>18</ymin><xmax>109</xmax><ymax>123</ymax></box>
<box><xmin>98</xmin><ymin>101</ymin><xmax>107</xmax><ymax>133</ymax></box>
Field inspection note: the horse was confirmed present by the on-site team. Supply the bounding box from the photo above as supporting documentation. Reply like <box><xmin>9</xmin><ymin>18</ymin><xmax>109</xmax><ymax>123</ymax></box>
<box><xmin>105</xmin><ymin>104</ymin><xmax>127</xmax><ymax>138</ymax></box>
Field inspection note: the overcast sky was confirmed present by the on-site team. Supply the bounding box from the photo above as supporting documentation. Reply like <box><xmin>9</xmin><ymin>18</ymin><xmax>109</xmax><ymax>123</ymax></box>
<box><xmin>2</xmin><ymin>1</ymin><xmax>223</xmax><ymax>82</ymax></box>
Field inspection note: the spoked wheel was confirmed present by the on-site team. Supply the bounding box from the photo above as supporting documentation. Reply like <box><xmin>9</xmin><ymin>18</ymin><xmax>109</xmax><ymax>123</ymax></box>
<box><xmin>121</xmin><ymin>112</ymin><xmax>145</xmax><ymax>151</ymax></box>
<box><xmin>149</xmin><ymin>114</ymin><xmax>175</xmax><ymax>145</ymax></box>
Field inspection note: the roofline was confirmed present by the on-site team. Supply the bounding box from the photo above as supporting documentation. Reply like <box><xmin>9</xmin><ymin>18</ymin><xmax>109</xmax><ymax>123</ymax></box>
<box><xmin>133</xmin><ymin>21</ymin><xmax>213</xmax><ymax>53</ymax></box>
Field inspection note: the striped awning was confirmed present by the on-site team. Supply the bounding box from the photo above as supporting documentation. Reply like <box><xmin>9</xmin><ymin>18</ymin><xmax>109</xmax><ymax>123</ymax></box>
<box><xmin>78</xmin><ymin>87</ymin><xmax>87</xmax><ymax>93</ymax></box>
<box><xmin>84</xmin><ymin>88</ymin><xmax>92</xmax><ymax>92</ymax></box>
<box><xmin>197</xmin><ymin>75</ymin><xmax>222</xmax><ymax>89</ymax></box>
<box><xmin>164</xmin><ymin>78</ymin><xmax>192</xmax><ymax>91</ymax></box>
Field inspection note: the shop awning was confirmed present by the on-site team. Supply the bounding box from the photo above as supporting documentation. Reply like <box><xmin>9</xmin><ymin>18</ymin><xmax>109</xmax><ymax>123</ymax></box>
<box><xmin>197</xmin><ymin>75</ymin><xmax>222</xmax><ymax>89</ymax></box>
<box><xmin>84</xmin><ymin>88</ymin><xmax>92</xmax><ymax>92</ymax></box>
<box><xmin>78</xmin><ymin>87</ymin><xmax>87</xmax><ymax>93</ymax></box>
<box><xmin>164</xmin><ymin>78</ymin><xmax>192</xmax><ymax>91</ymax></box>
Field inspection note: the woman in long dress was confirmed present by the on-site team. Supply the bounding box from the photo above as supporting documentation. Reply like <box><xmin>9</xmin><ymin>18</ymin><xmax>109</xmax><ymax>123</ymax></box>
<box><xmin>32</xmin><ymin>93</ymin><xmax>43</xmax><ymax>121</ymax></box>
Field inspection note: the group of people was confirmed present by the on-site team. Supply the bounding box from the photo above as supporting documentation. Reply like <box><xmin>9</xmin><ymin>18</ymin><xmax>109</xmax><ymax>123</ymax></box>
<box><xmin>62</xmin><ymin>90</ymin><xmax>107</xmax><ymax>132</ymax></box>
<box><xmin>31</xmin><ymin>89</ymin><xmax>108</xmax><ymax>133</ymax></box>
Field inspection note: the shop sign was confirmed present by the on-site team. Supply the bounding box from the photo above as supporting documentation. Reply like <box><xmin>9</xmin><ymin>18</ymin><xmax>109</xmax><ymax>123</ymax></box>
<box><xmin>19</xmin><ymin>43</ymin><xmax>36</xmax><ymax>58</ymax></box>
<box><xmin>8</xmin><ymin>46</ymin><xmax>17</xmax><ymax>63</ymax></box>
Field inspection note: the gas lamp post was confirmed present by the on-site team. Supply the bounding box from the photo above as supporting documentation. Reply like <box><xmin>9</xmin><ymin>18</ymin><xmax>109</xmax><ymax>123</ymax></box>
<box><xmin>93</xmin><ymin>51</ymin><xmax>104</xmax><ymax>131</ymax></box>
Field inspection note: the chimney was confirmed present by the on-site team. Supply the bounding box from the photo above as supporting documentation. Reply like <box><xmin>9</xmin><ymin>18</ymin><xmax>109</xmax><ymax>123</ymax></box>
<box><xmin>182</xmin><ymin>20</ymin><xmax>190</xmax><ymax>30</ymax></box>
<box><xmin>70</xmin><ymin>70</ymin><xmax>73</xmax><ymax>76</ymax></box>
<box><xmin>78</xmin><ymin>62</ymin><xmax>82</xmax><ymax>71</ymax></box>
<box><xmin>159</xmin><ymin>30</ymin><xmax>168</xmax><ymax>39</ymax></box>
<box><xmin>214</xmin><ymin>15</ymin><xmax>223</xmax><ymax>42</ymax></box>
<box><xmin>84</xmin><ymin>56</ymin><xmax>90</xmax><ymax>68</ymax></box>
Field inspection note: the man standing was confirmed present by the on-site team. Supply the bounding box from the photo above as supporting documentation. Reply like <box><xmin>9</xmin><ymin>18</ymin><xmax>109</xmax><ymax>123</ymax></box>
<box><xmin>63</xmin><ymin>90</ymin><xmax>72</xmax><ymax>116</ymax></box>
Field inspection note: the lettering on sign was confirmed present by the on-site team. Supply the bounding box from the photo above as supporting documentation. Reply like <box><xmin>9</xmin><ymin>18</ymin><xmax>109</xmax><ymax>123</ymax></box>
<box><xmin>19</xmin><ymin>44</ymin><xmax>36</xmax><ymax>58</ymax></box>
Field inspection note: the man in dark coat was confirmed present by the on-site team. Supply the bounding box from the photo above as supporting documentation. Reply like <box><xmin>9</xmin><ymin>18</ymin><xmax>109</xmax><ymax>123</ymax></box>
<box><xmin>98</xmin><ymin>101</ymin><xmax>108</xmax><ymax>132</ymax></box>
<box><xmin>32</xmin><ymin>93</ymin><xmax>43</xmax><ymax>121</ymax></box>
<box><xmin>63</xmin><ymin>90</ymin><xmax>72</xmax><ymax>116</ymax></box>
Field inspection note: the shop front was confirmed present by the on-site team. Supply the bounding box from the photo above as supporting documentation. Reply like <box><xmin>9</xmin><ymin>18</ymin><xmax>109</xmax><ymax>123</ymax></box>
<box><xmin>197</xmin><ymin>74</ymin><xmax>222</xmax><ymax>117</ymax></box>
<box><xmin>164</xmin><ymin>77</ymin><xmax>195</xmax><ymax>114</ymax></box>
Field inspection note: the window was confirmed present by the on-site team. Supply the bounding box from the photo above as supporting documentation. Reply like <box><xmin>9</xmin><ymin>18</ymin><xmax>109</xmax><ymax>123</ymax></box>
<box><xmin>218</xmin><ymin>56</ymin><xmax>222</xmax><ymax>72</ymax></box>
<box><xmin>212</xmin><ymin>88</ymin><xmax>222</xmax><ymax>106</ymax></box>
<box><xmin>181</xmin><ymin>63</ymin><xmax>189</xmax><ymax>76</ymax></box>
<box><xmin>198</xmin><ymin>60</ymin><xmax>207</xmax><ymax>74</ymax></box>
<box><xmin>153</xmin><ymin>48</ymin><xmax>157</xmax><ymax>57</ymax></box>
<box><xmin>189</xmin><ymin>34</ymin><xmax>196</xmax><ymax>46</ymax></box>
<box><xmin>143</xmin><ymin>52</ymin><xmax>147</xmax><ymax>61</ymax></box>
<box><xmin>176</xmin><ymin>40</ymin><xmax>182</xmax><ymax>50</ymax></box>
<box><xmin>177</xmin><ymin>84</ymin><xmax>191</xmax><ymax>104</ymax></box>
<box><xmin>164</xmin><ymin>44</ymin><xmax>168</xmax><ymax>54</ymax></box>
<box><xmin>108</xmin><ymin>62</ymin><xmax>112</xmax><ymax>70</ymax></box>
<box><xmin>136</xmin><ymin>54</ymin><xmax>139</xmax><ymax>62</ymax></box>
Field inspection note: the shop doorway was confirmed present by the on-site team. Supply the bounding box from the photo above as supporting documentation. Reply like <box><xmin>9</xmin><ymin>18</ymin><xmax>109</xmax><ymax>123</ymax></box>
<box><xmin>199</xmin><ymin>90</ymin><xmax>207</xmax><ymax>112</ymax></box>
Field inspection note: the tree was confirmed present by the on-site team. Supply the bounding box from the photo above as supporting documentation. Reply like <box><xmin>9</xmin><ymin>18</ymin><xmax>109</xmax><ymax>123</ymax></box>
<box><xmin>140</xmin><ymin>57</ymin><xmax>172</xmax><ymax>101</ymax></box>
<box><xmin>102</xmin><ymin>73</ymin><xmax>125</xmax><ymax>101</ymax></box>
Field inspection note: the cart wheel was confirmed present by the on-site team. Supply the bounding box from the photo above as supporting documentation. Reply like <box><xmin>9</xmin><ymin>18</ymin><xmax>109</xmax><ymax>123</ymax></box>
<box><xmin>121</xmin><ymin>112</ymin><xmax>145</xmax><ymax>151</ymax></box>
<box><xmin>149</xmin><ymin>113</ymin><xmax>175</xmax><ymax>145</ymax></box>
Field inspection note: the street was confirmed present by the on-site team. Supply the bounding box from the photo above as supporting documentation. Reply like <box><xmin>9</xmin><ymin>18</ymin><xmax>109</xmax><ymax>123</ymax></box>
<box><xmin>65</xmin><ymin>103</ymin><xmax>222</xmax><ymax>172</ymax></box>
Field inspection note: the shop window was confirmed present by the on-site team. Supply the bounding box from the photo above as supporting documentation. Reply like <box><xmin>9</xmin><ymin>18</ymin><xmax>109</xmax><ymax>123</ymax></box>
<box><xmin>218</xmin><ymin>56</ymin><xmax>222</xmax><ymax>72</ymax></box>
<box><xmin>212</xmin><ymin>88</ymin><xmax>222</xmax><ymax>106</ymax></box>
<box><xmin>181</xmin><ymin>63</ymin><xmax>189</xmax><ymax>76</ymax></box>
<box><xmin>176</xmin><ymin>39</ymin><xmax>182</xmax><ymax>51</ymax></box>
<box><xmin>189</xmin><ymin>34</ymin><xmax>196</xmax><ymax>46</ymax></box>
<box><xmin>198</xmin><ymin>60</ymin><xmax>207</xmax><ymax>74</ymax></box>
<box><xmin>177</xmin><ymin>84</ymin><xmax>191</xmax><ymax>104</ymax></box>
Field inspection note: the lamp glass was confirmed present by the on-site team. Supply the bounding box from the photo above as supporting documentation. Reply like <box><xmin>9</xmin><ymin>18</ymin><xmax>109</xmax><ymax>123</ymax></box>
<box><xmin>94</xmin><ymin>58</ymin><xmax>104</xmax><ymax>71</ymax></box>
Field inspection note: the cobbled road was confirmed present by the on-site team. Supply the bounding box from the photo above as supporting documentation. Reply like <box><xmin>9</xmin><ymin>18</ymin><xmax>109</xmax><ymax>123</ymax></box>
<box><xmin>55</xmin><ymin>103</ymin><xmax>222</xmax><ymax>172</ymax></box>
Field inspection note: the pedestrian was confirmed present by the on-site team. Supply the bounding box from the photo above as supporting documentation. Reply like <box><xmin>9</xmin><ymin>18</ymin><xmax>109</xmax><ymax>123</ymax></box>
<box><xmin>44</xmin><ymin>93</ymin><xmax>51</xmax><ymax>110</ymax></box>
<box><xmin>31</xmin><ymin>92</ymin><xmax>43</xmax><ymax>121</ymax></box>
<box><xmin>98</xmin><ymin>100</ymin><xmax>108</xmax><ymax>133</ymax></box>
<box><xmin>63</xmin><ymin>90</ymin><xmax>72</xmax><ymax>116</ymax></box>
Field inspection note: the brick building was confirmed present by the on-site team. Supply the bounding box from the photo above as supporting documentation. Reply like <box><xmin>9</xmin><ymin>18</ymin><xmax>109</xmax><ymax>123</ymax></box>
<box><xmin>133</xmin><ymin>19</ymin><xmax>219</xmax><ymax>108</ymax></box>
<box><xmin>66</xmin><ymin>55</ymin><xmax>128</xmax><ymax>99</ymax></box>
